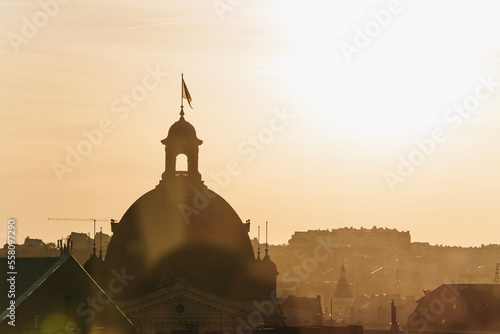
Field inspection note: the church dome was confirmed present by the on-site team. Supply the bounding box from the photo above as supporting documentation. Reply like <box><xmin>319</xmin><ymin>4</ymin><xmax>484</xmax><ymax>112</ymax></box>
<box><xmin>84</xmin><ymin>253</ymin><xmax>107</xmax><ymax>285</ymax></box>
<box><xmin>84</xmin><ymin>253</ymin><xmax>103</xmax><ymax>272</ymax></box>
<box><xmin>168</xmin><ymin>116</ymin><xmax>195</xmax><ymax>136</ymax></box>
<box><xmin>262</xmin><ymin>253</ymin><xmax>278</xmax><ymax>275</ymax></box>
<box><xmin>105</xmin><ymin>186</ymin><xmax>255</xmax><ymax>298</ymax></box>
<box><xmin>105</xmin><ymin>114</ymin><xmax>256</xmax><ymax>299</ymax></box>
<box><xmin>163</xmin><ymin>116</ymin><xmax>202</xmax><ymax>145</ymax></box>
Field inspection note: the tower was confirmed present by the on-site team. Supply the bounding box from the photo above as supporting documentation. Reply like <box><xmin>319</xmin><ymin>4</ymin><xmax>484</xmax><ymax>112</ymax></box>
<box><xmin>251</xmin><ymin>222</ymin><xmax>278</xmax><ymax>300</ymax></box>
<box><xmin>332</xmin><ymin>263</ymin><xmax>354</xmax><ymax>320</ymax></box>
<box><xmin>105</xmin><ymin>80</ymin><xmax>259</xmax><ymax>300</ymax></box>
<box><xmin>261</xmin><ymin>222</ymin><xmax>278</xmax><ymax>296</ymax></box>
<box><xmin>84</xmin><ymin>222</ymin><xmax>106</xmax><ymax>285</ymax></box>
<box><xmin>334</xmin><ymin>263</ymin><xmax>352</xmax><ymax>298</ymax></box>
<box><xmin>257</xmin><ymin>225</ymin><xmax>262</xmax><ymax>261</ymax></box>
<box><xmin>159</xmin><ymin>108</ymin><xmax>203</xmax><ymax>189</ymax></box>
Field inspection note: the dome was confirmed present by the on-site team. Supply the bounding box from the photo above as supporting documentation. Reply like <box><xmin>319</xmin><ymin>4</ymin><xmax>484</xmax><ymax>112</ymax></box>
<box><xmin>105</xmin><ymin>185</ymin><xmax>255</xmax><ymax>298</ymax></box>
<box><xmin>84</xmin><ymin>253</ymin><xmax>107</xmax><ymax>285</ymax></box>
<box><xmin>262</xmin><ymin>253</ymin><xmax>278</xmax><ymax>275</ymax></box>
<box><xmin>163</xmin><ymin>116</ymin><xmax>202</xmax><ymax>145</ymax></box>
<box><xmin>249</xmin><ymin>249</ymin><xmax>278</xmax><ymax>300</ymax></box>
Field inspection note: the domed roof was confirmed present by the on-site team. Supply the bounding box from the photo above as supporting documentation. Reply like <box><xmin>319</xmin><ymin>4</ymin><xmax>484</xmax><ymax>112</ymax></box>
<box><xmin>84</xmin><ymin>253</ymin><xmax>107</xmax><ymax>284</ymax></box>
<box><xmin>105</xmin><ymin>185</ymin><xmax>255</xmax><ymax>298</ymax></box>
<box><xmin>84</xmin><ymin>253</ymin><xmax>104</xmax><ymax>271</ymax></box>
<box><xmin>162</xmin><ymin>116</ymin><xmax>201</xmax><ymax>144</ymax></box>
<box><xmin>262</xmin><ymin>252</ymin><xmax>278</xmax><ymax>275</ymax></box>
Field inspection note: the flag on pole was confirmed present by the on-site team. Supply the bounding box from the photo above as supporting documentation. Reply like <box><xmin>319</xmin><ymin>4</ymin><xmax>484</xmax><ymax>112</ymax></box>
<box><xmin>182</xmin><ymin>78</ymin><xmax>193</xmax><ymax>109</ymax></box>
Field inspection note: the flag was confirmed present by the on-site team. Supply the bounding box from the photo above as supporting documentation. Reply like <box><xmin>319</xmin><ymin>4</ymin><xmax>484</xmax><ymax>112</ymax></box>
<box><xmin>182</xmin><ymin>78</ymin><xmax>193</xmax><ymax>109</ymax></box>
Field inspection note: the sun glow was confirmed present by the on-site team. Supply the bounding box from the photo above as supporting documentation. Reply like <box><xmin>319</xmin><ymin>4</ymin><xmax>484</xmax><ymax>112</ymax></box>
<box><xmin>270</xmin><ymin>0</ymin><xmax>491</xmax><ymax>143</ymax></box>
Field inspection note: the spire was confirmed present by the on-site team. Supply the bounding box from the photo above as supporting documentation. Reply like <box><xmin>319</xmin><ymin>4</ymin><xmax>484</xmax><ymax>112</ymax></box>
<box><xmin>99</xmin><ymin>227</ymin><xmax>103</xmax><ymax>260</ymax></box>
<box><xmin>265</xmin><ymin>221</ymin><xmax>269</xmax><ymax>256</ymax></box>
<box><xmin>257</xmin><ymin>225</ymin><xmax>261</xmax><ymax>260</ymax></box>
<box><xmin>334</xmin><ymin>262</ymin><xmax>352</xmax><ymax>298</ymax></box>
<box><xmin>254</xmin><ymin>221</ymin><xmax>278</xmax><ymax>300</ymax></box>
<box><xmin>340</xmin><ymin>261</ymin><xmax>346</xmax><ymax>279</ymax></box>
<box><xmin>92</xmin><ymin>219</ymin><xmax>96</xmax><ymax>256</ymax></box>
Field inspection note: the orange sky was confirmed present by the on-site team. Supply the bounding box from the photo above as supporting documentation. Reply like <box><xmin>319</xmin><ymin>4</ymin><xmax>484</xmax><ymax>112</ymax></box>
<box><xmin>2</xmin><ymin>0</ymin><xmax>500</xmax><ymax>247</ymax></box>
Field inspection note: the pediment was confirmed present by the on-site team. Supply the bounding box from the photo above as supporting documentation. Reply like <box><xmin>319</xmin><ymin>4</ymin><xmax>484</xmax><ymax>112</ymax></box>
<box><xmin>120</xmin><ymin>283</ymin><xmax>250</xmax><ymax>321</ymax></box>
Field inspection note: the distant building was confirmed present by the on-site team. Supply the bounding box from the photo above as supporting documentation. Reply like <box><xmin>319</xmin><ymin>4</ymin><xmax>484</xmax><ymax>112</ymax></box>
<box><xmin>406</xmin><ymin>284</ymin><xmax>500</xmax><ymax>333</ymax></box>
<box><xmin>68</xmin><ymin>232</ymin><xmax>92</xmax><ymax>250</ymax></box>
<box><xmin>281</xmin><ymin>295</ymin><xmax>323</xmax><ymax>327</ymax></box>
<box><xmin>332</xmin><ymin>264</ymin><xmax>354</xmax><ymax>321</ymax></box>
<box><xmin>22</xmin><ymin>237</ymin><xmax>45</xmax><ymax>250</ymax></box>
<box><xmin>288</xmin><ymin>227</ymin><xmax>411</xmax><ymax>250</ymax></box>
<box><xmin>351</xmin><ymin>294</ymin><xmax>415</xmax><ymax>331</ymax></box>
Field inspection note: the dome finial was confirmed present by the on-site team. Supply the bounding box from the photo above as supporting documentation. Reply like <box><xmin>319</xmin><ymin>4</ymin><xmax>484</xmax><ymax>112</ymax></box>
<box><xmin>180</xmin><ymin>72</ymin><xmax>185</xmax><ymax>118</ymax></box>
<box><xmin>265</xmin><ymin>221</ymin><xmax>269</xmax><ymax>256</ymax></box>
<box><xmin>92</xmin><ymin>219</ymin><xmax>96</xmax><ymax>256</ymax></box>
<box><xmin>99</xmin><ymin>226</ymin><xmax>103</xmax><ymax>260</ymax></box>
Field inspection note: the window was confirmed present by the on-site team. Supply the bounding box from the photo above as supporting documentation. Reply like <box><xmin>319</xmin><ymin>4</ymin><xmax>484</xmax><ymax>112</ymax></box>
<box><xmin>176</xmin><ymin>154</ymin><xmax>188</xmax><ymax>171</ymax></box>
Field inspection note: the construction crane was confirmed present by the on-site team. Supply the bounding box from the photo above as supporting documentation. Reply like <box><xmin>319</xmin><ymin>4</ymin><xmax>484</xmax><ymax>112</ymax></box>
<box><xmin>47</xmin><ymin>217</ymin><xmax>117</xmax><ymax>256</ymax></box>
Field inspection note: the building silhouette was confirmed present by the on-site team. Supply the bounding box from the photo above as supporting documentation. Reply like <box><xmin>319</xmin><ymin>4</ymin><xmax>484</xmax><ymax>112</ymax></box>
<box><xmin>101</xmin><ymin>106</ymin><xmax>284</xmax><ymax>332</ymax></box>
<box><xmin>0</xmin><ymin>252</ymin><xmax>134</xmax><ymax>333</ymax></box>
<box><xmin>331</xmin><ymin>264</ymin><xmax>354</xmax><ymax>322</ymax></box>
<box><xmin>406</xmin><ymin>284</ymin><xmax>500</xmax><ymax>333</ymax></box>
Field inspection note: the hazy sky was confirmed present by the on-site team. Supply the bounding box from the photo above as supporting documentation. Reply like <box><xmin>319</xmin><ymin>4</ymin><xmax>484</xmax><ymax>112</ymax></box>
<box><xmin>2</xmin><ymin>0</ymin><xmax>500</xmax><ymax>247</ymax></box>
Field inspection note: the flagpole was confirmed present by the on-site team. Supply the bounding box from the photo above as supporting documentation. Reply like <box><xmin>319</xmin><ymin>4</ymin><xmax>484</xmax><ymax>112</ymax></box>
<box><xmin>180</xmin><ymin>72</ymin><xmax>184</xmax><ymax>117</ymax></box>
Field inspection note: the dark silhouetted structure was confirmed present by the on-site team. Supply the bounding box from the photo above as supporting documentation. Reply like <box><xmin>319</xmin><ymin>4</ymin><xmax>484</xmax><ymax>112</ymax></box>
<box><xmin>281</xmin><ymin>295</ymin><xmax>323</xmax><ymax>327</ymax></box>
<box><xmin>335</xmin><ymin>264</ymin><xmax>353</xmax><ymax>299</ymax></box>
<box><xmin>105</xmin><ymin>110</ymin><xmax>270</xmax><ymax>299</ymax></box>
<box><xmin>0</xmin><ymin>254</ymin><xmax>135</xmax><ymax>333</ymax></box>
<box><xmin>389</xmin><ymin>300</ymin><xmax>399</xmax><ymax>334</ymax></box>
<box><xmin>102</xmin><ymin>103</ymin><xmax>284</xmax><ymax>332</ymax></box>
<box><xmin>406</xmin><ymin>284</ymin><xmax>500</xmax><ymax>333</ymax></box>
<box><xmin>331</xmin><ymin>264</ymin><xmax>354</xmax><ymax>322</ymax></box>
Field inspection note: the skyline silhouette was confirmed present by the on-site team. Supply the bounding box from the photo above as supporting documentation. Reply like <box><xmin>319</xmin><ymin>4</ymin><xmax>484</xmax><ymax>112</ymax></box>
<box><xmin>4</xmin><ymin>2</ymin><xmax>500</xmax><ymax>333</ymax></box>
